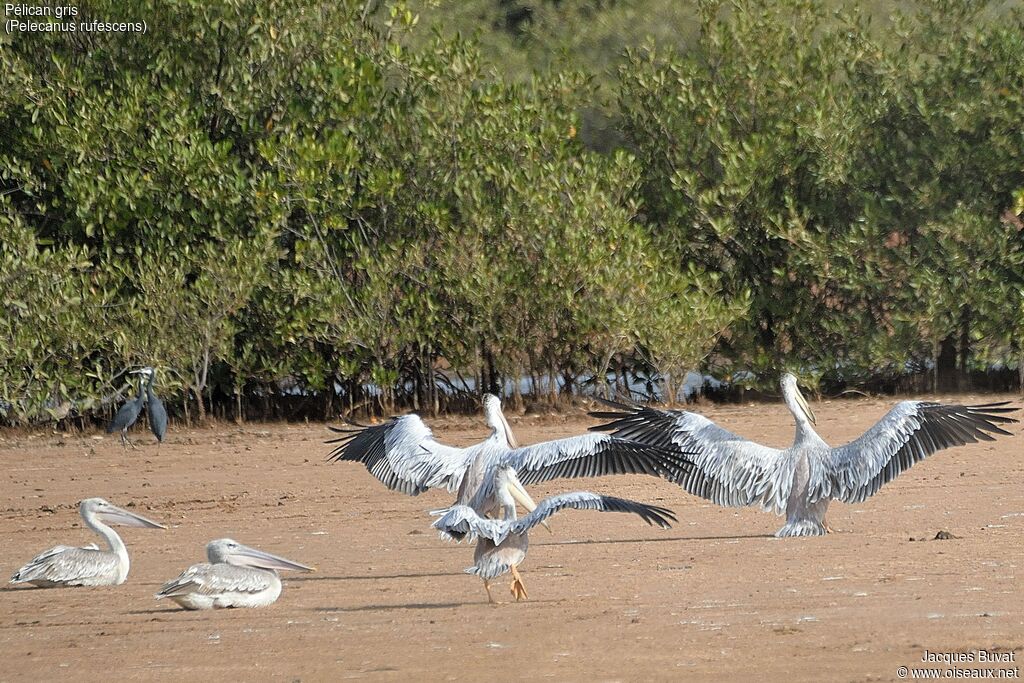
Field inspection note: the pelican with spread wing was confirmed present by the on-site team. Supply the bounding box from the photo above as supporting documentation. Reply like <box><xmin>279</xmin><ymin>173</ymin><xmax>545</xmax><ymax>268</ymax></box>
<box><xmin>589</xmin><ymin>374</ymin><xmax>1017</xmax><ymax>537</ymax></box>
<box><xmin>10</xmin><ymin>498</ymin><xmax>165</xmax><ymax>587</ymax></box>
<box><xmin>432</xmin><ymin>463</ymin><xmax>677</xmax><ymax>602</ymax></box>
<box><xmin>156</xmin><ymin>539</ymin><xmax>313</xmax><ymax>610</ymax></box>
<box><xmin>326</xmin><ymin>394</ymin><xmax>694</xmax><ymax>513</ymax></box>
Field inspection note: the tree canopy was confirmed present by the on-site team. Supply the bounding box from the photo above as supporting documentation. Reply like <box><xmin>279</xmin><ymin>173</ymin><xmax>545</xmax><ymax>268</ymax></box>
<box><xmin>1</xmin><ymin>0</ymin><xmax>1022</xmax><ymax>426</ymax></box>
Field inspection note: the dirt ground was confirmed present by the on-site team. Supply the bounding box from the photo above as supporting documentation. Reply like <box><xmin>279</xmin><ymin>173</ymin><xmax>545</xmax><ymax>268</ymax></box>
<box><xmin>1</xmin><ymin>393</ymin><xmax>1022</xmax><ymax>682</ymax></box>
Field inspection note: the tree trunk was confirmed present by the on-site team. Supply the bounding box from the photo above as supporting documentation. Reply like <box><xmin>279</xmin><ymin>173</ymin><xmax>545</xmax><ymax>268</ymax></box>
<box><xmin>958</xmin><ymin>307</ymin><xmax>971</xmax><ymax>391</ymax></box>
<box><xmin>194</xmin><ymin>386</ymin><xmax>207</xmax><ymax>422</ymax></box>
<box><xmin>512</xmin><ymin>364</ymin><xmax>523</xmax><ymax>411</ymax></box>
<box><xmin>560</xmin><ymin>369</ymin><xmax>574</xmax><ymax>397</ymax></box>
<box><xmin>482</xmin><ymin>345</ymin><xmax>500</xmax><ymax>396</ymax></box>
<box><xmin>936</xmin><ymin>333</ymin><xmax>958</xmax><ymax>392</ymax></box>
<box><xmin>547</xmin><ymin>365</ymin><xmax>558</xmax><ymax>405</ymax></box>
<box><xmin>323</xmin><ymin>383</ymin><xmax>334</xmax><ymax>421</ymax></box>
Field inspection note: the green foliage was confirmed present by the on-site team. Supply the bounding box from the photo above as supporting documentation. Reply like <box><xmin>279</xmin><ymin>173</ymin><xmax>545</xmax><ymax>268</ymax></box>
<box><xmin>1</xmin><ymin>0</ymin><xmax>1023</xmax><ymax>426</ymax></box>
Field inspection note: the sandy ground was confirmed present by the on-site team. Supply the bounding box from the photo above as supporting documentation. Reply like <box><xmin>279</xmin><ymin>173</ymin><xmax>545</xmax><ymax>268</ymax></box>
<box><xmin>1</xmin><ymin>394</ymin><xmax>1022</xmax><ymax>682</ymax></box>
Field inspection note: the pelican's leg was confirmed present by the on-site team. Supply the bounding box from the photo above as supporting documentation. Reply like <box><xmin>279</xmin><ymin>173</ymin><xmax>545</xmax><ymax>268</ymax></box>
<box><xmin>484</xmin><ymin>579</ymin><xmax>496</xmax><ymax>605</ymax></box>
<box><xmin>509</xmin><ymin>565</ymin><xmax>528</xmax><ymax>602</ymax></box>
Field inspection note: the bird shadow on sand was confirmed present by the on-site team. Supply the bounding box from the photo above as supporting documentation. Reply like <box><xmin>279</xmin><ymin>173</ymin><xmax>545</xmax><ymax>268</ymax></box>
<box><xmin>314</xmin><ymin>598</ymin><xmax>560</xmax><ymax>612</ymax></box>
<box><xmin>289</xmin><ymin>570</ymin><xmax>454</xmax><ymax>583</ymax></box>
<box><xmin>127</xmin><ymin>607</ymin><xmax>188</xmax><ymax>616</ymax></box>
<box><xmin>534</xmin><ymin>531</ymin><xmax>772</xmax><ymax>548</ymax></box>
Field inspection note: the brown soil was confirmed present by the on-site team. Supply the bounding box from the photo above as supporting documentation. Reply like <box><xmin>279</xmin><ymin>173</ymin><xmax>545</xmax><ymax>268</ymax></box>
<box><xmin>2</xmin><ymin>394</ymin><xmax>1022</xmax><ymax>681</ymax></box>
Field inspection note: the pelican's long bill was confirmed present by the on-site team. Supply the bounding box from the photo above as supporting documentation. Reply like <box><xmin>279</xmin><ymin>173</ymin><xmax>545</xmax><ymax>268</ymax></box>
<box><xmin>96</xmin><ymin>503</ymin><xmax>166</xmax><ymax>529</ymax></box>
<box><xmin>498</xmin><ymin>408</ymin><xmax>518</xmax><ymax>449</ymax></box>
<box><xmin>794</xmin><ymin>385</ymin><xmax>816</xmax><ymax>425</ymax></box>
<box><xmin>504</xmin><ymin>470</ymin><xmax>551</xmax><ymax>532</ymax></box>
<box><xmin>228</xmin><ymin>544</ymin><xmax>314</xmax><ymax>573</ymax></box>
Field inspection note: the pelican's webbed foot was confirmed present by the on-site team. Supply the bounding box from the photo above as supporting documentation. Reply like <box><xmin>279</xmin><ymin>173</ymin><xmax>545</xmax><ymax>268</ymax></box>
<box><xmin>509</xmin><ymin>565</ymin><xmax>528</xmax><ymax>602</ymax></box>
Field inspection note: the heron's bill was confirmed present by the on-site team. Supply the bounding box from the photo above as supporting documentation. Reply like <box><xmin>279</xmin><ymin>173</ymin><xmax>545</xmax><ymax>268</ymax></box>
<box><xmin>505</xmin><ymin>471</ymin><xmax>552</xmax><ymax>533</ymax></box>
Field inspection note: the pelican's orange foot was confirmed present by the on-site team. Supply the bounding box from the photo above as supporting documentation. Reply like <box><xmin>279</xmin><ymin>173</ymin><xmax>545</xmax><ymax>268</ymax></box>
<box><xmin>509</xmin><ymin>565</ymin><xmax>528</xmax><ymax>602</ymax></box>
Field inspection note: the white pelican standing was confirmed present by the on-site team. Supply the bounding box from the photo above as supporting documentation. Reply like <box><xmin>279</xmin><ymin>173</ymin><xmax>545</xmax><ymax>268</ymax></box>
<box><xmin>156</xmin><ymin>539</ymin><xmax>313</xmax><ymax>610</ymax></box>
<box><xmin>10</xmin><ymin>497</ymin><xmax>165</xmax><ymax>587</ymax></box>
<box><xmin>589</xmin><ymin>373</ymin><xmax>1017</xmax><ymax>537</ymax></box>
<box><xmin>326</xmin><ymin>394</ymin><xmax>694</xmax><ymax>509</ymax></box>
<box><xmin>432</xmin><ymin>461</ymin><xmax>677</xmax><ymax>602</ymax></box>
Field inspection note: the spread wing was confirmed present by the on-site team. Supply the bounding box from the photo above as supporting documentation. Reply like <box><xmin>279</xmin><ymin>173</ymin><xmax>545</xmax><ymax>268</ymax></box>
<box><xmin>156</xmin><ymin>563</ymin><xmax>273</xmax><ymax>598</ymax></box>
<box><xmin>432</xmin><ymin>492</ymin><xmax>677</xmax><ymax>545</ymax></box>
<box><xmin>10</xmin><ymin>545</ymin><xmax>118</xmax><ymax>585</ymax></box>
<box><xmin>813</xmin><ymin>401</ymin><xmax>1017</xmax><ymax>504</ymax></box>
<box><xmin>325</xmin><ymin>414</ymin><xmax>474</xmax><ymax>495</ymax></box>
<box><xmin>499</xmin><ymin>433</ymin><xmax>694</xmax><ymax>487</ymax></box>
<box><xmin>589</xmin><ymin>399</ymin><xmax>792</xmax><ymax>514</ymax></box>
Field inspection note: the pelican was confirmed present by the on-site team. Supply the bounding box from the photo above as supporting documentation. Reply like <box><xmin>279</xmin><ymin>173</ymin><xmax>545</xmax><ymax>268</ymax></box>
<box><xmin>326</xmin><ymin>394</ymin><xmax>694</xmax><ymax>510</ymax></box>
<box><xmin>156</xmin><ymin>539</ymin><xmax>313</xmax><ymax>610</ymax></box>
<box><xmin>432</xmin><ymin>471</ymin><xmax>677</xmax><ymax>602</ymax></box>
<box><xmin>10</xmin><ymin>498</ymin><xmax>166</xmax><ymax>587</ymax></box>
<box><xmin>589</xmin><ymin>373</ymin><xmax>1017</xmax><ymax>537</ymax></box>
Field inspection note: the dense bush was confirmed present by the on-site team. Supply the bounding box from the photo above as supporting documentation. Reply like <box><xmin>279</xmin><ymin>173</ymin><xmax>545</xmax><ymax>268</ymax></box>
<box><xmin>1</xmin><ymin>0</ymin><xmax>1021</xmax><ymax>425</ymax></box>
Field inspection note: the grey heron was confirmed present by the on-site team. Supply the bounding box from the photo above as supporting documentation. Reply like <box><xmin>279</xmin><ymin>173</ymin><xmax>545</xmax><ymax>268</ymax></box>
<box><xmin>10</xmin><ymin>498</ymin><xmax>165</xmax><ymax>587</ymax></box>
<box><xmin>589</xmin><ymin>373</ymin><xmax>1018</xmax><ymax>537</ymax></box>
<box><xmin>142</xmin><ymin>367</ymin><xmax>167</xmax><ymax>444</ymax></box>
<box><xmin>107</xmin><ymin>369</ymin><xmax>150</xmax><ymax>448</ymax></box>
<box><xmin>155</xmin><ymin>539</ymin><xmax>313</xmax><ymax>610</ymax></box>
<box><xmin>326</xmin><ymin>394</ymin><xmax>694</xmax><ymax>506</ymax></box>
<box><xmin>432</xmin><ymin>462</ymin><xmax>677</xmax><ymax>603</ymax></box>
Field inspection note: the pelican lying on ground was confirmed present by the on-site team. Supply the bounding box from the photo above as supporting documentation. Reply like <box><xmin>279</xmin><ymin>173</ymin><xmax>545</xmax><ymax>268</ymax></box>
<box><xmin>327</xmin><ymin>394</ymin><xmax>693</xmax><ymax>514</ymax></box>
<box><xmin>10</xmin><ymin>498</ymin><xmax>165</xmax><ymax>587</ymax></box>
<box><xmin>433</xmin><ymin>478</ymin><xmax>677</xmax><ymax>603</ymax></box>
<box><xmin>589</xmin><ymin>373</ymin><xmax>1017</xmax><ymax>537</ymax></box>
<box><xmin>156</xmin><ymin>539</ymin><xmax>313</xmax><ymax>610</ymax></box>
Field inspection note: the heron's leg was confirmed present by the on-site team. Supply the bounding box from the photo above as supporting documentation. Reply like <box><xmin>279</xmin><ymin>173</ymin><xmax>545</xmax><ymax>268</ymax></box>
<box><xmin>509</xmin><ymin>565</ymin><xmax>528</xmax><ymax>601</ymax></box>
<box><xmin>484</xmin><ymin>579</ymin><xmax>496</xmax><ymax>605</ymax></box>
<box><xmin>119</xmin><ymin>431</ymin><xmax>129</xmax><ymax>450</ymax></box>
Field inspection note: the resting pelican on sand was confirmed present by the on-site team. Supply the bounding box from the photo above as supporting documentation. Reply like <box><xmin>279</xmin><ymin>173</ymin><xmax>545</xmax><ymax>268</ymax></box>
<box><xmin>433</xmin><ymin>472</ymin><xmax>677</xmax><ymax>602</ymax></box>
<box><xmin>156</xmin><ymin>539</ymin><xmax>313</xmax><ymax>610</ymax></box>
<box><xmin>589</xmin><ymin>373</ymin><xmax>1017</xmax><ymax>537</ymax></box>
<box><xmin>327</xmin><ymin>394</ymin><xmax>694</xmax><ymax>516</ymax></box>
<box><xmin>10</xmin><ymin>498</ymin><xmax>165</xmax><ymax>587</ymax></box>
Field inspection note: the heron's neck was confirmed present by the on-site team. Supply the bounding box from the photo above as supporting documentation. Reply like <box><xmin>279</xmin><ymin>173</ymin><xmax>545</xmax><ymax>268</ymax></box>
<box><xmin>83</xmin><ymin>512</ymin><xmax>128</xmax><ymax>561</ymax></box>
